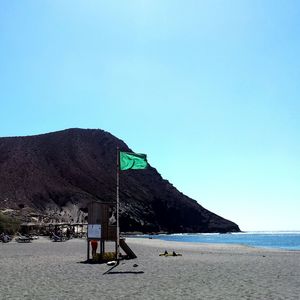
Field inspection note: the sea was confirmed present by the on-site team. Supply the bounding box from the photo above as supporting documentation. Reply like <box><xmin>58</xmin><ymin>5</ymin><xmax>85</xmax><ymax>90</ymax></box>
<box><xmin>140</xmin><ymin>231</ymin><xmax>300</xmax><ymax>251</ymax></box>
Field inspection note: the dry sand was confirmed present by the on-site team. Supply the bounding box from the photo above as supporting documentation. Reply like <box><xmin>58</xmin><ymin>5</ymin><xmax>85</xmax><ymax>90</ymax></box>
<box><xmin>0</xmin><ymin>237</ymin><xmax>299</xmax><ymax>300</ymax></box>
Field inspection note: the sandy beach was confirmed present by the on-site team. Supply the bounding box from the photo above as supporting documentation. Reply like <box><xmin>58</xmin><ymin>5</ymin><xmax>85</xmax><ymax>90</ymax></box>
<box><xmin>0</xmin><ymin>237</ymin><xmax>299</xmax><ymax>300</ymax></box>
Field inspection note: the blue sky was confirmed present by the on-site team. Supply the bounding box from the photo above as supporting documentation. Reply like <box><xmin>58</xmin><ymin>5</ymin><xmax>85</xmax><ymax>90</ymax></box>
<box><xmin>1</xmin><ymin>0</ymin><xmax>299</xmax><ymax>231</ymax></box>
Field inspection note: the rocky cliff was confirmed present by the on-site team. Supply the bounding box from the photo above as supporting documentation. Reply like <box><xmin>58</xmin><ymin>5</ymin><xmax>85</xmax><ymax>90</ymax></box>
<box><xmin>0</xmin><ymin>128</ymin><xmax>240</xmax><ymax>233</ymax></box>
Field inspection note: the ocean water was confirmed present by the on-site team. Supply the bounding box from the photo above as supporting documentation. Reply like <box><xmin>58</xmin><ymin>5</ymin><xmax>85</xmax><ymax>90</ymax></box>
<box><xmin>141</xmin><ymin>232</ymin><xmax>300</xmax><ymax>251</ymax></box>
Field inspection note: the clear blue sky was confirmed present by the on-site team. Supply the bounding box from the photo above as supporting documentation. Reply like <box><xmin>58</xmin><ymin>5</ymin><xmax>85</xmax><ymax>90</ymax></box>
<box><xmin>1</xmin><ymin>1</ymin><xmax>299</xmax><ymax>231</ymax></box>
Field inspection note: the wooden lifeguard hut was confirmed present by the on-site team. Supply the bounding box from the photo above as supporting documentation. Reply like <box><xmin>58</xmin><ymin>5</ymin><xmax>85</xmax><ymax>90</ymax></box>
<box><xmin>87</xmin><ymin>200</ymin><xmax>136</xmax><ymax>262</ymax></box>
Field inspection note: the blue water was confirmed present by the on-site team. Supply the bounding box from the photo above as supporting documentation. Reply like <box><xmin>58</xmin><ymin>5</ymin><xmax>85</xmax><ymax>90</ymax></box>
<box><xmin>141</xmin><ymin>232</ymin><xmax>300</xmax><ymax>251</ymax></box>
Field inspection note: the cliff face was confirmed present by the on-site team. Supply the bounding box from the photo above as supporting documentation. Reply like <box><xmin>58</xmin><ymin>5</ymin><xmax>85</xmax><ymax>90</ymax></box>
<box><xmin>0</xmin><ymin>128</ymin><xmax>240</xmax><ymax>233</ymax></box>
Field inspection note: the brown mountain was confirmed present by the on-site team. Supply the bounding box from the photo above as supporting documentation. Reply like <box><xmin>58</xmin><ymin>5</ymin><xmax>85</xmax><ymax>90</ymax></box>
<box><xmin>0</xmin><ymin>128</ymin><xmax>240</xmax><ymax>233</ymax></box>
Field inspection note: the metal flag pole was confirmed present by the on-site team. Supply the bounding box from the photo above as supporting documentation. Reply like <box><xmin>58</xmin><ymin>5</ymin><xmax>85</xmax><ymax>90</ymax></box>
<box><xmin>116</xmin><ymin>147</ymin><xmax>120</xmax><ymax>261</ymax></box>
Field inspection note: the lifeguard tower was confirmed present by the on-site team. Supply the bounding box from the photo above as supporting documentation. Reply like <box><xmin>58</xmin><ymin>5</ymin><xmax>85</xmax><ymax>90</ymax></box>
<box><xmin>87</xmin><ymin>201</ymin><xmax>136</xmax><ymax>262</ymax></box>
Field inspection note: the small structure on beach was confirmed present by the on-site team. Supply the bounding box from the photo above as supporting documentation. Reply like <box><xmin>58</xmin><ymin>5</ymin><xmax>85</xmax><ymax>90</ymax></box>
<box><xmin>19</xmin><ymin>222</ymin><xmax>87</xmax><ymax>238</ymax></box>
<box><xmin>87</xmin><ymin>201</ymin><xmax>136</xmax><ymax>262</ymax></box>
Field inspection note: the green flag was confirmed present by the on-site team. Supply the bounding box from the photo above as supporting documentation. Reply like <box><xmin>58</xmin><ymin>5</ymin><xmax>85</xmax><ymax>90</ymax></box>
<box><xmin>120</xmin><ymin>151</ymin><xmax>148</xmax><ymax>170</ymax></box>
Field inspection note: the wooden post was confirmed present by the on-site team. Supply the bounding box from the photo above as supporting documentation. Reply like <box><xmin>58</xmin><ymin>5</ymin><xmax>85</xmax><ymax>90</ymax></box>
<box><xmin>116</xmin><ymin>147</ymin><xmax>120</xmax><ymax>260</ymax></box>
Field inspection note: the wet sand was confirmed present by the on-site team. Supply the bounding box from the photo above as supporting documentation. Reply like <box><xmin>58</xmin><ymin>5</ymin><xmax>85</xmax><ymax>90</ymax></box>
<box><xmin>0</xmin><ymin>237</ymin><xmax>299</xmax><ymax>299</ymax></box>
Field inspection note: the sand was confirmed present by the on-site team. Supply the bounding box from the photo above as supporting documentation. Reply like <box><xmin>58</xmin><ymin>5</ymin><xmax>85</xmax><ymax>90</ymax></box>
<box><xmin>0</xmin><ymin>237</ymin><xmax>299</xmax><ymax>300</ymax></box>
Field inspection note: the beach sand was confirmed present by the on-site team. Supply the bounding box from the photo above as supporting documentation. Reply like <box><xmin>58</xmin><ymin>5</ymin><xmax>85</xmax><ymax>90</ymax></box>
<box><xmin>0</xmin><ymin>237</ymin><xmax>299</xmax><ymax>299</ymax></box>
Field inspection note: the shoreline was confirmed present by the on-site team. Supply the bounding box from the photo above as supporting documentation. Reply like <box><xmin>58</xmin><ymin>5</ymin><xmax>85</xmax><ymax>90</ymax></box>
<box><xmin>126</xmin><ymin>237</ymin><xmax>300</xmax><ymax>253</ymax></box>
<box><xmin>125</xmin><ymin>233</ymin><xmax>300</xmax><ymax>252</ymax></box>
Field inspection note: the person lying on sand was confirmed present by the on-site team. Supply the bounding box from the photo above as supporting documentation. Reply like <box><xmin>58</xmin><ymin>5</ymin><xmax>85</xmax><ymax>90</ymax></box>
<box><xmin>159</xmin><ymin>250</ymin><xmax>182</xmax><ymax>256</ymax></box>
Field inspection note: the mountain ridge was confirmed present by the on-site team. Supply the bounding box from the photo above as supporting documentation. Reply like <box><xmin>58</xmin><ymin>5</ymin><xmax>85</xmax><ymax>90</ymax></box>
<box><xmin>0</xmin><ymin>128</ymin><xmax>240</xmax><ymax>233</ymax></box>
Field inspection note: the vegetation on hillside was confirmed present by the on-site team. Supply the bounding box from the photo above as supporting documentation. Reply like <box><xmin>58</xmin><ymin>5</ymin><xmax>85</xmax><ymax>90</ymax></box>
<box><xmin>0</xmin><ymin>213</ymin><xmax>20</xmax><ymax>234</ymax></box>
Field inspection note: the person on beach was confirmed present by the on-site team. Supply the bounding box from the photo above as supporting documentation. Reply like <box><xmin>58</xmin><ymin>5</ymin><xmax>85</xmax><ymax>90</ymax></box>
<box><xmin>66</xmin><ymin>228</ymin><xmax>71</xmax><ymax>239</ymax></box>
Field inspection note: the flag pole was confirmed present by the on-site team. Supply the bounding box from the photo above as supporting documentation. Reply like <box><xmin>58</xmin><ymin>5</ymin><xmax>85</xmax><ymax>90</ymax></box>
<box><xmin>116</xmin><ymin>147</ymin><xmax>120</xmax><ymax>261</ymax></box>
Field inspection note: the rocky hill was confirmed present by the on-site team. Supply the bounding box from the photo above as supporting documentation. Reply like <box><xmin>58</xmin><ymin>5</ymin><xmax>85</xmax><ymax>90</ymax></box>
<box><xmin>0</xmin><ymin>128</ymin><xmax>240</xmax><ymax>233</ymax></box>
